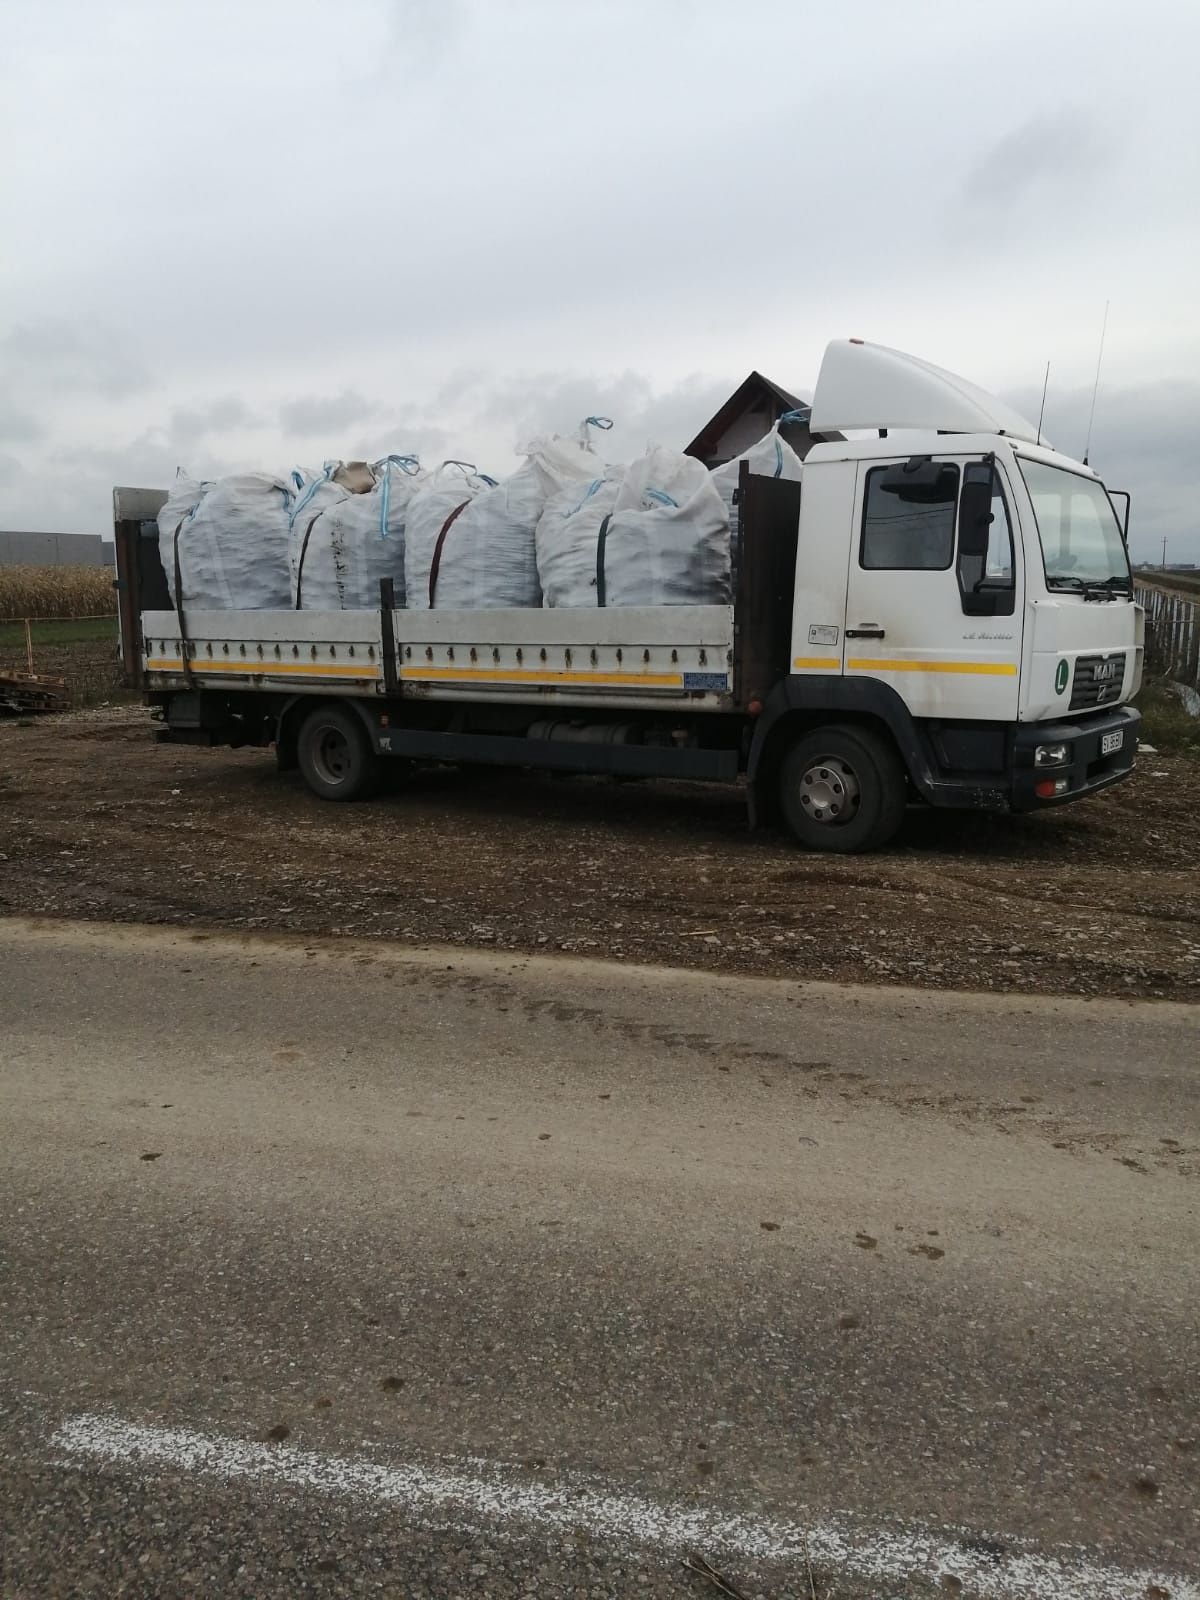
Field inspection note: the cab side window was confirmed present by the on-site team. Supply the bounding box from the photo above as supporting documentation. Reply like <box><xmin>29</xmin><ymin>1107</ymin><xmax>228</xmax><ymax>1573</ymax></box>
<box><xmin>860</xmin><ymin>463</ymin><xmax>958</xmax><ymax>570</ymax></box>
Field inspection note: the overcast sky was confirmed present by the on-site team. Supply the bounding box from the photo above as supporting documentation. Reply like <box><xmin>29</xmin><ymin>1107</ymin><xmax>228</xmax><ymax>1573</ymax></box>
<box><xmin>2</xmin><ymin>0</ymin><xmax>1198</xmax><ymax>563</ymax></box>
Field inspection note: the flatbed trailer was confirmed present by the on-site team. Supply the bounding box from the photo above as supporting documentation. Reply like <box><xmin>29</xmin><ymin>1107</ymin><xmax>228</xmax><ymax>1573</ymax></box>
<box><xmin>116</xmin><ymin>464</ymin><xmax>800</xmax><ymax>779</ymax></box>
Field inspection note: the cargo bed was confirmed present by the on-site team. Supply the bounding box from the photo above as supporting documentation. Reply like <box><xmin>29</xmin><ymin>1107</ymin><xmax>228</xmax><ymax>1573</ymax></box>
<box><xmin>137</xmin><ymin>604</ymin><xmax>737</xmax><ymax>714</ymax></box>
<box><xmin>116</xmin><ymin>468</ymin><xmax>802</xmax><ymax>721</ymax></box>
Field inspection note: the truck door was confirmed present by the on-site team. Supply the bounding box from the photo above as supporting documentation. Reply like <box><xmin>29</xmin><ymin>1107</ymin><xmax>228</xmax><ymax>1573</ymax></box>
<box><xmin>842</xmin><ymin>455</ymin><xmax>1021</xmax><ymax>721</ymax></box>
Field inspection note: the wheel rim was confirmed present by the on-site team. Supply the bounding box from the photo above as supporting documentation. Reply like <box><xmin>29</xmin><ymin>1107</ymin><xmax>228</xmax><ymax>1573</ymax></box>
<box><xmin>311</xmin><ymin>726</ymin><xmax>352</xmax><ymax>786</ymax></box>
<box><xmin>798</xmin><ymin>756</ymin><xmax>861</xmax><ymax>826</ymax></box>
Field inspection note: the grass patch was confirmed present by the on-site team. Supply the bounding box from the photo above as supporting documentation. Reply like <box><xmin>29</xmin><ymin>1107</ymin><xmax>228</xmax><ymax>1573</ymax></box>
<box><xmin>0</xmin><ymin>616</ymin><xmax>118</xmax><ymax>648</ymax></box>
<box><xmin>1135</xmin><ymin>675</ymin><xmax>1200</xmax><ymax>757</ymax></box>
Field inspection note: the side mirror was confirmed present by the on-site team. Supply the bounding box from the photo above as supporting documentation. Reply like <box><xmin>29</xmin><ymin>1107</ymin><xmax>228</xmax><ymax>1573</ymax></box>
<box><xmin>958</xmin><ymin>467</ymin><xmax>994</xmax><ymax>560</ymax></box>
<box><xmin>878</xmin><ymin>457</ymin><xmax>958</xmax><ymax>503</ymax></box>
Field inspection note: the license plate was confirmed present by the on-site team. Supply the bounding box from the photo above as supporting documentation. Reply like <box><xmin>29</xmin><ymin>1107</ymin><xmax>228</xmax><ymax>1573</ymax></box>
<box><xmin>1101</xmin><ymin>730</ymin><xmax>1124</xmax><ymax>755</ymax></box>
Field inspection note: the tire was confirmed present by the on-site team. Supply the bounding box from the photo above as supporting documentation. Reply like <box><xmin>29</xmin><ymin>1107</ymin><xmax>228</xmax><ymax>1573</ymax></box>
<box><xmin>296</xmin><ymin>704</ymin><xmax>381</xmax><ymax>802</ymax></box>
<box><xmin>778</xmin><ymin>724</ymin><xmax>907</xmax><ymax>853</ymax></box>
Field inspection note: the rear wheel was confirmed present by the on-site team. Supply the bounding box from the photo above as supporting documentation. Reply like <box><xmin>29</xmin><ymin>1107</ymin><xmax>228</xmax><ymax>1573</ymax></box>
<box><xmin>778</xmin><ymin>724</ymin><xmax>907</xmax><ymax>852</ymax></box>
<box><xmin>296</xmin><ymin>704</ymin><xmax>380</xmax><ymax>802</ymax></box>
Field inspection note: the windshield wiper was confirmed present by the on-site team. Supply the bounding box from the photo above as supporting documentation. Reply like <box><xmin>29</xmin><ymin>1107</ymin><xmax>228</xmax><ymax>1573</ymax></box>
<box><xmin>1046</xmin><ymin>575</ymin><xmax>1128</xmax><ymax>600</ymax></box>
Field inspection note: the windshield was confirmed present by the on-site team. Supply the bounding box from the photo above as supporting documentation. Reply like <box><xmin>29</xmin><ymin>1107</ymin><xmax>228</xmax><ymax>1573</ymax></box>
<box><xmin>1018</xmin><ymin>458</ymin><xmax>1131</xmax><ymax>591</ymax></box>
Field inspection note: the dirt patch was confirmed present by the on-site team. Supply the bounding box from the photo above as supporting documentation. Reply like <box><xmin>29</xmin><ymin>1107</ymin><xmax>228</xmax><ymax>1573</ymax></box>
<box><xmin>1</xmin><ymin>707</ymin><xmax>1198</xmax><ymax>1000</ymax></box>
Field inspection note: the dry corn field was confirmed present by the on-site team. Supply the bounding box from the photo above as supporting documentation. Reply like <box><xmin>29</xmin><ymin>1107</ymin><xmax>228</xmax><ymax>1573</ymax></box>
<box><xmin>0</xmin><ymin>564</ymin><xmax>117</xmax><ymax>621</ymax></box>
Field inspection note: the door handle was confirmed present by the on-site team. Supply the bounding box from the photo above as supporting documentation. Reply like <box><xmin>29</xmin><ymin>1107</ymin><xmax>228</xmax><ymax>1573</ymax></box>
<box><xmin>846</xmin><ymin>627</ymin><xmax>886</xmax><ymax>639</ymax></box>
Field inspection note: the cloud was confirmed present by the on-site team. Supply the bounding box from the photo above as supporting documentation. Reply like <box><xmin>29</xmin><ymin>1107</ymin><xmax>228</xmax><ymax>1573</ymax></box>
<box><xmin>351</xmin><ymin>421</ymin><xmax>454</xmax><ymax>468</ymax></box>
<box><xmin>962</xmin><ymin>109</ymin><xmax>1115</xmax><ymax>211</ymax></box>
<box><xmin>270</xmin><ymin>371</ymin><xmax>744</xmax><ymax>478</ymax></box>
<box><xmin>384</xmin><ymin>0</ymin><xmax>466</xmax><ymax>64</ymax></box>
<box><xmin>279</xmin><ymin>390</ymin><xmax>383</xmax><ymax>436</ymax></box>
<box><xmin>0</xmin><ymin>319</ymin><xmax>149</xmax><ymax>397</ymax></box>
<box><xmin>0</xmin><ymin>403</ymin><xmax>270</xmax><ymax>536</ymax></box>
<box><xmin>169</xmin><ymin>396</ymin><xmax>260</xmax><ymax>449</ymax></box>
<box><xmin>0</xmin><ymin>402</ymin><xmax>44</xmax><ymax>445</ymax></box>
<box><xmin>460</xmin><ymin>369</ymin><xmax>742</xmax><ymax>471</ymax></box>
<box><xmin>0</xmin><ymin>0</ymin><xmax>1196</xmax><ymax>559</ymax></box>
<box><xmin>2</xmin><ymin>363</ymin><xmax>1196</xmax><ymax>565</ymax></box>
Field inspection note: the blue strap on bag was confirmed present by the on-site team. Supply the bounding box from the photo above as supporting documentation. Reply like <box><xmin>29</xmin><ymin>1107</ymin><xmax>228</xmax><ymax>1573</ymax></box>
<box><xmin>373</xmin><ymin>455</ymin><xmax>421</xmax><ymax>539</ymax></box>
<box><xmin>289</xmin><ymin>461</ymin><xmax>336</xmax><ymax>528</ymax></box>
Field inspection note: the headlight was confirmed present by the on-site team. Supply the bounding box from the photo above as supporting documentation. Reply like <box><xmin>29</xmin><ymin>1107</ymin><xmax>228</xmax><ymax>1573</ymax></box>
<box><xmin>1035</xmin><ymin>743</ymin><xmax>1070</xmax><ymax>767</ymax></box>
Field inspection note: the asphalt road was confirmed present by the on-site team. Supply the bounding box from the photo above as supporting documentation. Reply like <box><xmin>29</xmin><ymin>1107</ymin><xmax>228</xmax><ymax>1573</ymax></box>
<box><xmin>1</xmin><ymin>918</ymin><xmax>1197</xmax><ymax>1599</ymax></box>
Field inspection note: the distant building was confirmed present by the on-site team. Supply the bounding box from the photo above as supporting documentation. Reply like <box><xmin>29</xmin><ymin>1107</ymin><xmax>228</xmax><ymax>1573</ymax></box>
<box><xmin>684</xmin><ymin>371</ymin><xmax>831</xmax><ymax>468</ymax></box>
<box><xmin>0</xmin><ymin>530</ymin><xmax>111</xmax><ymax>567</ymax></box>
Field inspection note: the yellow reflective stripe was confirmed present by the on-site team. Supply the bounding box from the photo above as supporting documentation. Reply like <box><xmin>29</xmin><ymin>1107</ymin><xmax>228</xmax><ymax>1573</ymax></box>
<box><xmin>847</xmin><ymin>658</ymin><xmax>1018</xmax><ymax>676</ymax></box>
<box><xmin>404</xmin><ymin>666</ymin><xmax>686</xmax><ymax>688</ymax></box>
<box><xmin>146</xmin><ymin>658</ymin><xmax>380</xmax><ymax>678</ymax></box>
<box><xmin>146</xmin><ymin>658</ymin><xmax>707</xmax><ymax>691</ymax></box>
<box><xmin>791</xmin><ymin>657</ymin><xmax>838</xmax><ymax>670</ymax></box>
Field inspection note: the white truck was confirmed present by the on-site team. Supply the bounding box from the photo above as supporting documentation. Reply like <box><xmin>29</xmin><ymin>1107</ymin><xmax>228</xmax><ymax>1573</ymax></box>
<box><xmin>113</xmin><ymin>340</ymin><xmax>1143</xmax><ymax>853</ymax></box>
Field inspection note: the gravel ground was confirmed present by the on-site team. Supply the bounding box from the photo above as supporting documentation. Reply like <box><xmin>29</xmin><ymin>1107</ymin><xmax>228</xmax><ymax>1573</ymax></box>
<box><xmin>0</xmin><ymin>705</ymin><xmax>1197</xmax><ymax>1000</ymax></box>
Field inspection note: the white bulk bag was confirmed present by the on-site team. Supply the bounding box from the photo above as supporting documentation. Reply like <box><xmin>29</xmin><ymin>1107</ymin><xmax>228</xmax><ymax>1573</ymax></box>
<box><xmin>403</xmin><ymin>463</ymin><xmax>497</xmax><ymax>611</ymax></box>
<box><xmin>710</xmin><ymin>417</ymin><xmax>806</xmax><ymax>519</ymax></box>
<box><xmin>286</xmin><ymin>463</ymin><xmax>352</xmax><ymax>600</ymax></box>
<box><xmin>710</xmin><ymin>414</ymin><xmax>806</xmax><ymax>582</ymax></box>
<box><xmin>405</xmin><ymin>425</ymin><xmax>607</xmax><ymax>610</ymax></box>
<box><xmin>536</xmin><ymin>474</ymin><xmax>621</xmax><ymax>608</ymax></box>
<box><xmin>158</xmin><ymin>470</ymin><xmax>294</xmax><ymax>609</ymax></box>
<box><xmin>538</xmin><ymin>448</ymin><xmax>730</xmax><ymax>607</ymax></box>
<box><xmin>157</xmin><ymin>473</ymin><xmax>207</xmax><ymax>590</ymax></box>
<box><xmin>296</xmin><ymin>456</ymin><xmax>424</xmax><ymax>609</ymax></box>
<box><xmin>524</xmin><ymin>418</ymin><xmax>612</xmax><ymax>501</ymax></box>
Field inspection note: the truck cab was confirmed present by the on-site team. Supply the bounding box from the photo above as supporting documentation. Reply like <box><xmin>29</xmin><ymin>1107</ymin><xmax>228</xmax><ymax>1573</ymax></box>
<box><xmin>745</xmin><ymin>341</ymin><xmax>1141</xmax><ymax>844</ymax></box>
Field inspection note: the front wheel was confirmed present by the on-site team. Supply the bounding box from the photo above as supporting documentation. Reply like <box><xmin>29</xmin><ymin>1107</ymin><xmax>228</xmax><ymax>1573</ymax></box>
<box><xmin>296</xmin><ymin>704</ymin><xmax>380</xmax><ymax>802</ymax></box>
<box><xmin>778</xmin><ymin>724</ymin><xmax>907</xmax><ymax>853</ymax></box>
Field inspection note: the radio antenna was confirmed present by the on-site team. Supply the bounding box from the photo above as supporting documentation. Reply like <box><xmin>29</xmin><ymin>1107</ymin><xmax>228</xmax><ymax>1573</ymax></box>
<box><xmin>1082</xmin><ymin>299</ymin><xmax>1109</xmax><ymax>465</ymax></box>
<box><xmin>1036</xmin><ymin>360</ymin><xmax>1050</xmax><ymax>448</ymax></box>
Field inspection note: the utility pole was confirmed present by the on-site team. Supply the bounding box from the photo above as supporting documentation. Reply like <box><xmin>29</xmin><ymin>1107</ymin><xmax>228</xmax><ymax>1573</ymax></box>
<box><xmin>1161</xmin><ymin>536</ymin><xmax>1168</xmax><ymax>570</ymax></box>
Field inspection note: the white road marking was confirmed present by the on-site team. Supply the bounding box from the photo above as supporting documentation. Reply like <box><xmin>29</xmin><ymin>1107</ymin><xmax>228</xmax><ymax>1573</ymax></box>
<box><xmin>53</xmin><ymin>1412</ymin><xmax>1195</xmax><ymax>1600</ymax></box>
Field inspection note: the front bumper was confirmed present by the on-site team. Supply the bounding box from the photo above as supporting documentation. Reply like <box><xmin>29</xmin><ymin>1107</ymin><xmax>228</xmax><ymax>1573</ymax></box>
<box><xmin>1012</xmin><ymin>704</ymin><xmax>1140</xmax><ymax>811</ymax></box>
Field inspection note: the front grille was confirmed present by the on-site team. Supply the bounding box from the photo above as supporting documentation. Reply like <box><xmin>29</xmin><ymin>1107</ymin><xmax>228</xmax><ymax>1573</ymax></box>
<box><xmin>1070</xmin><ymin>653</ymin><xmax>1126</xmax><ymax>710</ymax></box>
